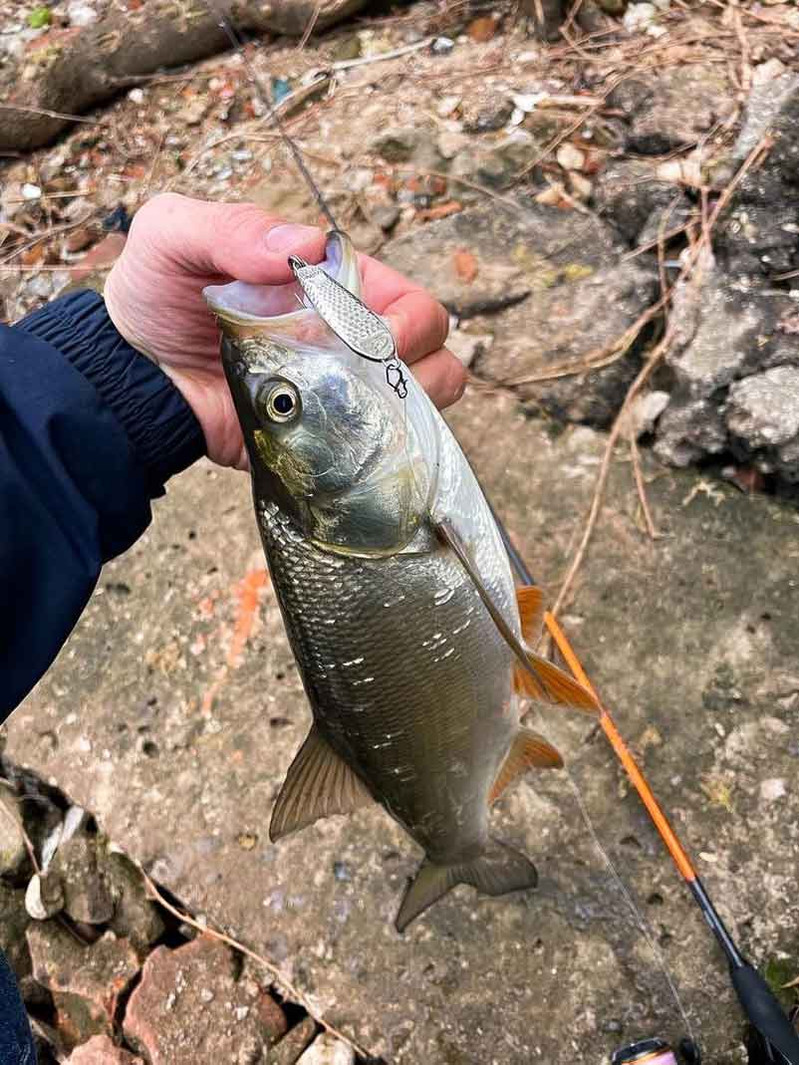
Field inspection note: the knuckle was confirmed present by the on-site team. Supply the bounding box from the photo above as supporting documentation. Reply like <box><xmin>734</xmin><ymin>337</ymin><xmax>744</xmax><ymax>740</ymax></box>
<box><xmin>130</xmin><ymin>191</ymin><xmax>185</xmax><ymax>239</ymax></box>
<box><xmin>435</xmin><ymin>301</ymin><xmax>451</xmax><ymax>345</ymax></box>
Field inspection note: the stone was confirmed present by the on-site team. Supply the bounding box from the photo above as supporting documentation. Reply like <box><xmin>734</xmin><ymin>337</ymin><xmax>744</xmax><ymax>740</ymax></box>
<box><xmin>27</xmin><ymin>923</ymin><xmax>140</xmax><ymax>1048</ymax></box>
<box><xmin>759</xmin><ymin>779</ymin><xmax>787</xmax><ymax>804</ymax></box>
<box><xmin>653</xmin><ymin>256</ymin><xmax>799</xmax><ymax>479</ymax></box>
<box><xmin>450</xmin><ymin>131</ymin><xmax>542</xmax><ymax>191</ymax></box>
<box><xmin>446</xmin><ymin>328</ymin><xmax>494</xmax><ymax>368</ymax></box>
<box><xmin>368</xmin><ymin>127</ymin><xmax>417</xmax><ymax>163</ymax></box>
<box><xmin>653</xmin><ymin>397</ymin><xmax>728</xmax><ymax>467</ymax></box>
<box><xmin>726</xmin><ymin>367</ymin><xmax>799</xmax><ymax>478</ymax></box>
<box><xmin>384</xmin><ymin>203</ymin><xmax>656</xmax><ymax>426</ymax></box>
<box><xmin>436</xmin><ymin>129</ymin><xmax>468</xmax><ymax>161</ymax></box>
<box><xmin>555</xmin><ymin>143</ymin><xmax>585</xmax><ymax>171</ymax></box>
<box><xmin>462</xmin><ymin>98</ymin><xmax>514</xmax><ymax>134</ymax></box>
<box><xmin>240</xmin><ymin>959</ymin><xmax>289</xmax><ymax>1044</ymax></box>
<box><xmin>49</xmin><ymin>830</ymin><xmax>114</xmax><ymax>925</ymax></box>
<box><xmin>123</xmin><ymin>936</ymin><xmax>279</xmax><ymax>1063</ymax></box>
<box><xmin>717</xmin><ymin>62</ymin><xmax>799</xmax><ymax>179</ymax></box>
<box><xmin>369</xmin><ymin>204</ymin><xmax>399</xmax><ymax>232</ymax></box>
<box><xmin>624</xmin><ymin>389</ymin><xmax>670</xmax><ymax>439</ymax></box>
<box><xmin>66</xmin><ymin>1</ymin><xmax>98</xmax><ymax>27</ymax></box>
<box><xmin>608</xmin><ymin>63</ymin><xmax>735</xmax><ymax>154</ymax></box>
<box><xmin>65</xmin><ymin>226</ymin><xmax>94</xmax><ymax>254</ymax></box>
<box><xmin>102</xmin><ymin>849</ymin><xmax>166</xmax><ymax>952</ymax></box>
<box><xmin>270</xmin><ymin>1018</ymin><xmax>318</xmax><ymax>1065</ymax></box>
<box><xmin>593</xmin><ymin>158</ymin><xmax>689</xmax><ymax>244</ymax></box>
<box><xmin>25</xmin><ymin>871</ymin><xmax>64</xmax><ymax>920</ymax></box>
<box><xmin>713</xmin><ymin>82</ymin><xmax>799</xmax><ymax>284</ymax></box>
<box><xmin>66</xmin><ymin>1034</ymin><xmax>144</xmax><ymax>1064</ymax></box>
<box><xmin>296</xmin><ymin>1032</ymin><xmax>354</xmax><ymax>1065</ymax></box>
<box><xmin>0</xmin><ymin>881</ymin><xmax>31</xmax><ymax>982</ymax></box>
<box><xmin>382</xmin><ymin>206</ymin><xmax>533</xmax><ymax>318</ymax></box>
<box><xmin>0</xmin><ymin>788</ymin><xmax>27</xmax><ymax>880</ymax></box>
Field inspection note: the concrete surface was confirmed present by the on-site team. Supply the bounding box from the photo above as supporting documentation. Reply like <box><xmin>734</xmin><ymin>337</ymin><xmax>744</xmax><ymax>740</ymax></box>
<box><xmin>4</xmin><ymin>390</ymin><xmax>799</xmax><ymax>1063</ymax></box>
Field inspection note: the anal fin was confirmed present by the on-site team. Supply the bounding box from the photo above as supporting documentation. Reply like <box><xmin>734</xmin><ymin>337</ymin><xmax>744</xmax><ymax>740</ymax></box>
<box><xmin>395</xmin><ymin>839</ymin><xmax>538</xmax><ymax>932</ymax></box>
<box><xmin>489</xmin><ymin>728</ymin><xmax>563</xmax><ymax>805</ymax></box>
<box><xmin>270</xmin><ymin>725</ymin><xmax>372</xmax><ymax>842</ymax></box>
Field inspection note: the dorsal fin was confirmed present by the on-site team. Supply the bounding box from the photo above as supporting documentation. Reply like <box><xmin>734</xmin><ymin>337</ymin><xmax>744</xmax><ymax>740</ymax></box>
<box><xmin>516</xmin><ymin>585</ymin><xmax>545</xmax><ymax>645</ymax></box>
<box><xmin>434</xmin><ymin>518</ymin><xmax>599</xmax><ymax>715</ymax></box>
<box><xmin>489</xmin><ymin>728</ymin><xmax>563</xmax><ymax>805</ymax></box>
<box><xmin>270</xmin><ymin>726</ymin><xmax>373</xmax><ymax>842</ymax></box>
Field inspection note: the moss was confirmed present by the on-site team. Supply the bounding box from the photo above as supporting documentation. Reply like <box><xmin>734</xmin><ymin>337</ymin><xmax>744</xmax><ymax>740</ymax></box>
<box><xmin>562</xmin><ymin>263</ymin><xmax>595</xmax><ymax>282</ymax></box>
<box><xmin>763</xmin><ymin>957</ymin><xmax>799</xmax><ymax>1010</ymax></box>
<box><xmin>27</xmin><ymin>5</ymin><xmax>51</xmax><ymax>28</ymax></box>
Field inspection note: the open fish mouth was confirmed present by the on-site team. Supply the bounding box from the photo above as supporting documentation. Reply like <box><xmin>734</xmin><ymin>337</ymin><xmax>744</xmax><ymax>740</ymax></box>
<box><xmin>203</xmin><ymin>230</ymin><xmax>361</xmax><ymax>331</ymax></box>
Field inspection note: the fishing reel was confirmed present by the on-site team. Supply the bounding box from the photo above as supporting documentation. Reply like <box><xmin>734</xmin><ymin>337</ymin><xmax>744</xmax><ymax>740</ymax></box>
<box><xmin>614</xmin><ymin>1012</ymin><xmax>799</xmax><ymax>1065</ymax></box>
<box><xmin>611</xmin><ymin>1037</ymin><xmax>701</xmax><ymax>1064</ymax></box>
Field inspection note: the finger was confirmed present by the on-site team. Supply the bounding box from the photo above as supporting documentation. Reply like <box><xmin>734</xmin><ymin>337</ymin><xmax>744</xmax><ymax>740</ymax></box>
<box><xmin>135</xmin><ymin>192</ymin><xmax>326</xmax><ymax>283</ymax></box>
<box><xmin>410</xmin><ymin>348</ymin><xmax>466</xmax><ymax>410</ymax></box>
<box><xmin>359</xmin><ymin>254</ymin><xmax>428</xmax><ymax>312</ymax></box>
<box><xmin>383</xmin><ymin>290</ymin><xmax>450</xmax><ymax>366</ymax></box>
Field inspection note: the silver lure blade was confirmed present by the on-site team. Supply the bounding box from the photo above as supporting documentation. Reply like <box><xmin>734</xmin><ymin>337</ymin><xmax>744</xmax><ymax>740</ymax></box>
<box><xmin>288</xmin><ymin>252</ymin><xmax>397</xmax><ymax>364</ymax></box>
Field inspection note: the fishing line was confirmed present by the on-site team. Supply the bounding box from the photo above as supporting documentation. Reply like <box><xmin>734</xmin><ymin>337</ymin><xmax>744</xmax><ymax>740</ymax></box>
<box><xmin>562</xmin><ymin>764</ymin><xmax>697</xmax><ymax>1046</ymax></box>
<box><xmin>204</xmin><ymin>0</ymin><xmax>339</xmax><ymax>231</ymax></box>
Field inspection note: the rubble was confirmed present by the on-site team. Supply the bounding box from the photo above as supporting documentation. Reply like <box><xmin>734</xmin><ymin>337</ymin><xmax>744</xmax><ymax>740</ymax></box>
<box><xmin>123</xmin><ymin>936</ymin><xmax>286</xmax><ymax>1064</ymax></box>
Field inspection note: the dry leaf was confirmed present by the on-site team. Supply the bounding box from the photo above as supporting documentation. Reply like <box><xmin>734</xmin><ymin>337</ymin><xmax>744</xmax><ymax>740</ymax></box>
<box><xmin>417</xmin><ymin>201</ymin><xmax>463</xmax><ymax>222</ymax></box>
<box><xmin>467</xmin><ymin>15</ymin><xmax>497</xmax><ymax>42</ymax></box>
<box><xmin>454</xmin><ymin>249</ymin><xmax>478</xmax><ymax>283</ymax></box>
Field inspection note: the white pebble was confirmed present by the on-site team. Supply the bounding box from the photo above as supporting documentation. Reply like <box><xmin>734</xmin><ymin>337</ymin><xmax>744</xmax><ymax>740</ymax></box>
<box><xmin>760</xmin><ymin>778</ymin><xmax>787</xmax><ymax>803</ymax></box>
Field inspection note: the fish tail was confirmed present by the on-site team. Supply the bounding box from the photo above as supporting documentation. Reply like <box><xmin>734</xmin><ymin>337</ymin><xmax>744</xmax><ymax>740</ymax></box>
<box><xmin>395</xmin><ymin>840</ymin><xmax>538</xmax><ymax>933</ymax></box>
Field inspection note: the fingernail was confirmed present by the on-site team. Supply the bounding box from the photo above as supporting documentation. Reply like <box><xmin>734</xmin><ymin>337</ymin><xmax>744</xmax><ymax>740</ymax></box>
<box><xmin>265</xmin><ymin>223</ymin><xmax>320</xmax><ymax>252</ymax></box>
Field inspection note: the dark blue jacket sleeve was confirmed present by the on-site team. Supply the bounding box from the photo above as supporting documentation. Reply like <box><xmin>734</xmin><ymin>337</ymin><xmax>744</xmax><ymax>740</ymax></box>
<box><xmin>1</xmin><ymin>290</ymin><xmax>205</xmax><ymax>720</ymax></box>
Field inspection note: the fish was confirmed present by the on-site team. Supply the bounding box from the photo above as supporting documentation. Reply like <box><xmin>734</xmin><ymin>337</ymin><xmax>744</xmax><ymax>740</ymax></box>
<box><xmin>203</xmin><ymin>231</ymin><xmax>599</xmax><ymax>931</ymax></box>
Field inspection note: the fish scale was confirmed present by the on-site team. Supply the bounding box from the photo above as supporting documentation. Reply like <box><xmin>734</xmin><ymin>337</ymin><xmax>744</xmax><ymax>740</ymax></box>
<box><xmin>259</xmin><ymin>500</ymin><xmax>516</xmax><ymax>859</ymax></box>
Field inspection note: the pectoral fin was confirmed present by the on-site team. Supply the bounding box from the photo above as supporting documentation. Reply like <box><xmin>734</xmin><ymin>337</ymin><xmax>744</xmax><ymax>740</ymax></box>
<box><xmin>395</xmin><ymin>839</ymin><xmax>538</xmax><ymax>932</ymax></box>
<box><xmin>435</xmin><ymin>519</ymin><xmax>599</xmax><ymax>714</ymax></box>
<box><xmin>512</xmin><ymin>651</ymin><xmax>598</xmax><ymax>711</ymax></box>
<box><xmin>489</xmin><ymin>729</ymin><xmax>563</xmax><ymax>804</ymax></box>
<box><xmin>270</xmin><ymin>726</ymin><xmax>372</xmax><ymax>842</ymax></box>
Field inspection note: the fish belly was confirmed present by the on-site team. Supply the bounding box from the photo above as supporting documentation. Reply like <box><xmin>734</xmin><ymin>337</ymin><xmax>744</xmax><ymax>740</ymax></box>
<box><xmin>259</xmin><ymin>502</ymin><xmax>519</xmax><ymax>862</ymax></box>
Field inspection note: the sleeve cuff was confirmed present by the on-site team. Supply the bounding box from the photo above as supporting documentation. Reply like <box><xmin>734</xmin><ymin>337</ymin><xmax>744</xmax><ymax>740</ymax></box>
<box><xmin>18</xmin><ymin>290</ymin><xmax>206</xmax><ymax>495</ymax></box>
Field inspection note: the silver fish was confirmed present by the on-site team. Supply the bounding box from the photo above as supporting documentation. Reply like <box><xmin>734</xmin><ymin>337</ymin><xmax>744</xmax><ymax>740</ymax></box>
<box><xmin>204</xmin><ymin>232</ymin><xmax>597</xmax><ymax>931</ymax></box>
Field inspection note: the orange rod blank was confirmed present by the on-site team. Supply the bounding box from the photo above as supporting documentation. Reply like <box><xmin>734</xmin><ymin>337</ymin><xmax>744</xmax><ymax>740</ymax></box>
<box><xmin>544</xmin><ymin>610</ymin><xmax>698</xmax><ymax>885</ymax></box>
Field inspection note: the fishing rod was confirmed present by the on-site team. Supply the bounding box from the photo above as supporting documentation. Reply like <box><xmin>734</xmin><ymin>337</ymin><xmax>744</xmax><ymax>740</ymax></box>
<box><xmin>200</xmin><ymin>6</ymin><xmax>799</xmax><ymax>1062</ymax></box>
<box><xmin>496</xmin><ymin>519</ymin><xmax>799</xmax><ymax>1065</ymax></box>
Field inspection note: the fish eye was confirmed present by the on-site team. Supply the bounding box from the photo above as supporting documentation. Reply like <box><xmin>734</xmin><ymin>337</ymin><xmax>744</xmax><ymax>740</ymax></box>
<box><xmin>261</xmin><ymin>382</ymin><xmax>301</xmax><ymax>424</ymax></box>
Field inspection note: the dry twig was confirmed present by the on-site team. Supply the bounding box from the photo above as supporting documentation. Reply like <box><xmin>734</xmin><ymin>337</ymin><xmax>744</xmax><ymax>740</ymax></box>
<box><xmin>629</xmin><ymin>430</ymin><xmax>659</xmax><ymax>540</ymax></box>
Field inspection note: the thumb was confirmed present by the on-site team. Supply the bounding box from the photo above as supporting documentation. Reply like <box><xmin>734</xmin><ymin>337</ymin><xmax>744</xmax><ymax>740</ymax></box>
<box><xmin>136</xmin><ymin>192</ymin><xmax>327</xmax><ymax>283</ymax></box>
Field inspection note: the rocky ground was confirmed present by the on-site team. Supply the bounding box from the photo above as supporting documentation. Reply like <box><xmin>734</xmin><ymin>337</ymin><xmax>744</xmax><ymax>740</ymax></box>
<box><xmin>2</xmin><ymin>0</ymin><xmax>799</xmax><ymax>1062</ymax></box>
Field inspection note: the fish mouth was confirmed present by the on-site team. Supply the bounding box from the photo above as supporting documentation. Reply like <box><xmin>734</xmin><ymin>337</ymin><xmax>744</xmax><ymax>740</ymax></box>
<box><xmin>203</xmin><ymin>229</ymin><xmax>360</xmax><ymax>337</ymax></box>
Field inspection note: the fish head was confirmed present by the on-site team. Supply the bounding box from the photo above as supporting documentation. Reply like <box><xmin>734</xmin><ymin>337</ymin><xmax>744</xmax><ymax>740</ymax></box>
<box><xmin>203</xmin><ymin>233</ymin><xmax>439</xmax><ymax>555</ymax></box>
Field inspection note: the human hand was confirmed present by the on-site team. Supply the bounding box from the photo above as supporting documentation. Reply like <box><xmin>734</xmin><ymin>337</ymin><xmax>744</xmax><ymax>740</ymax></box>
<box><xmin>103</xmin><ymin>193</ymin><xmax>463</xmax><ymax>470</ymax></box>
